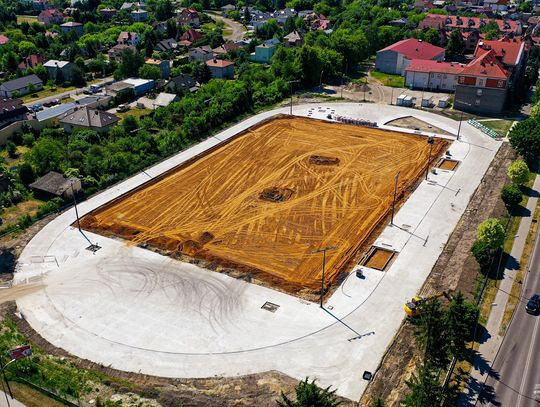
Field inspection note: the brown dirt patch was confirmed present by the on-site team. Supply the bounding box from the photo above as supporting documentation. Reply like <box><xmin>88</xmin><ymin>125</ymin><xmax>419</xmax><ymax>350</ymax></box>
<box><xmin>363</xmin><ymin>247</ymin><xmax>395</xmax><ymax>271</ymax></box>
<box><xmin>438</xmin><ymin>158</ymin><xmax>460</xmax><ymax>171</ymax></box>
<box><xmin>359</xmin><ymin>142</ymin><xmax>515</xmax><ymax>406</ymax></box>
<box><xmin>81</xmin><ymin>116</ymin><xmax>448</xmax><ymax>297</ymax></box>
<box><xmin>386</xmin><ymin>116</ymin><xmax>454</xmax><ymax>137</ymax></box>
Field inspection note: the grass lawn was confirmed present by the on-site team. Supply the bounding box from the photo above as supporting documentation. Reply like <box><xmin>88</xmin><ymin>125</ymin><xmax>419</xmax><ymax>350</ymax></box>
<box><xmin>116</xmin><ymin>108</ymin><xmax>152</xmax><ymax>121</ymax></box>
<box><xmin>9</xmin><ymin>381</ymin><xmax>66</xmax><ymax>407</ymax></box>
<box><xmin>370</xmin><ymin>71</ymin><xmax>405</xmax><ymax>88</ymax></box>
<box><xmin>1</xmin><ymin>200</ymin><xmax>43</xmax><ymax>227</ymax></box>
<box><xmin>21</xmin><ymin>86</ymin><xmax>77</xmax><ymax>104</ymax></box>
<box><xmin>16</xmin><ymin>15</ymin><xmax>40</xmax><ymax>25</ymax></box>
<box><xmin>480</xmin><ymin>119</ymin><xmax>514</xmax><ymax>137</ymax></box>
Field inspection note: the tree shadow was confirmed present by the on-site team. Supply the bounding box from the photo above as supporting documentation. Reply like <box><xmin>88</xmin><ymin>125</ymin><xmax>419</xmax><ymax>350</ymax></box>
<box><xmin>520</xmin><ymin>185</ymin><xmax>540</xmax><ymax>198</ymax></box>
<box><xmin>509</xmin><ymin>204</ymin><xmax>531</xmax><ymax>217</ymax></box>
<box><xmin>474</xmin><ymin>323</ymin><xmax>491</xmax><ymax>345</ymax></box>
<box><xmin>0</xmin><ymin>248</ymin><xmax>16</xmax><ymax>274</ymax></box>
<box><xmin>470</xmin><ymin>350</ymin><xmax>500</xmax><ymax>380</ymax></box>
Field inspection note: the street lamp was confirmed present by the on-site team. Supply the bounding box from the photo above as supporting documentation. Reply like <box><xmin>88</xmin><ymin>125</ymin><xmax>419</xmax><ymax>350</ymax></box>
<box><xmin>287</xmin><ymin>79</ymin><xmax>300</xmax><ymax>116</ymax></box>
<box><xmin>425</xmin><ymin>136</ymin><xmax>435</xmax><ymax>180</ymax></box>
<box><xmin>391</xmin><ymin>171</ymin><xmax>400</xmax><ymax>225</ymax></box>
<box><xmin>313</xmin><ymin>245</ymin><xmax>337</xmax><ymax>308</ymax></box>
<box><xmin>454</xmin><ymin>100</ymin><xmax>472</xmax><ymax>140</ymax></box>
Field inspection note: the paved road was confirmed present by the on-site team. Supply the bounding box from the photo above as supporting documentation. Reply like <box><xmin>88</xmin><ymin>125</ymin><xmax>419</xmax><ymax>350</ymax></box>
<box><xmin>23</xmin><ymin>77</ymin><xmax>113</xmax><ymax>108</ymax></box>
<box><xmin>479</xmin><ymin>228</ymin><xmax>540</xmax><ymax>406</ymax></box>
<box><xmin>205</xmin><ymin>10</ymin><xmax>246</xmax><ymax>41</ymax></box>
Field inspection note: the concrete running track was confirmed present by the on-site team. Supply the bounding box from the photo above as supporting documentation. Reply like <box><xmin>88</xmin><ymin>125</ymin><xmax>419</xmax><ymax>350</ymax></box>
<box><xmin>15</xmin><ymin>103</ymin><xmax>500</xmax><ymax>400</ymax></box>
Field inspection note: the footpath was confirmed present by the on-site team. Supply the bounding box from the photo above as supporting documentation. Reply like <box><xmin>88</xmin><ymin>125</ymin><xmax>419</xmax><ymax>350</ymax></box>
<box><xmin>460</xmin><ymin>172</ymin><xmax>540</xmax><ymax>405</ymax></box>
<box><xmin>0</xmin><ymin>390</ymin><xmax>25</xmax><ymax>407</ymax></box>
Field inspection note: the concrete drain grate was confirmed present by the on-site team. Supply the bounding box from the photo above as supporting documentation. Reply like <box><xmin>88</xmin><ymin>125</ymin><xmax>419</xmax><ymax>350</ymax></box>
<box><xmin>261</xmin><ymin>301</ymin><xmax>280</xmax><ymax>312</ymax></box>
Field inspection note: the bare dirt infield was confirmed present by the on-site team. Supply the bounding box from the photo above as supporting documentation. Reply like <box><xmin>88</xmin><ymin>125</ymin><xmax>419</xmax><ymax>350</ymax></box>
<box><xmin>81</xmin><ymin>116</ymin><xmax>448</xmax><ymax>295</ymax></box>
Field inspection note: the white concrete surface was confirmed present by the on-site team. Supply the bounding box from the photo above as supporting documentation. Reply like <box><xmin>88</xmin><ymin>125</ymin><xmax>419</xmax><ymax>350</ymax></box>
<box><xmin>15</xmin><ymin>103</ymin><xmax>500</xmax><ymax>401</ymax></box>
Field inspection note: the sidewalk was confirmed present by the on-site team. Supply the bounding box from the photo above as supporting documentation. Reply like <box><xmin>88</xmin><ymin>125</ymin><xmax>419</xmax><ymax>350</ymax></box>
<box><xmin>0</xmin><ymin>390</ymin><xmax>25</xmax><ymax>407</ymax></box>
<box><xmin>460</xmin><ymin>173</ymin><xmax>540</xmax><ymax>405</ymax></box>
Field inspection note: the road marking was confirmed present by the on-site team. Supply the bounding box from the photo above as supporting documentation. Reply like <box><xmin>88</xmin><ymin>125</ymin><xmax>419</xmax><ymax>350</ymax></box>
<box><xmin>517</xmin><ymin>314</ymin><xmax>540</xmax><ymax>407</ymax></box>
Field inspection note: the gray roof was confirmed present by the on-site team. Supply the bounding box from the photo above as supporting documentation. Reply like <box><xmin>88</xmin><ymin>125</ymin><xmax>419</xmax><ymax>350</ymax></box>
<box><xmin>0</xmin><ymin>74</ymin><xmax>43</xmax><ymax>92</ymax></box>
<box><xmin>29</xmin><ymin>171</ymin><xmax>77</xmax><ymax>196</ymax></box>
<box><xmin>36</xmin><ymin>102</ymin><xmax>77</xmax><ymax>122</ymax></box>
<box><xmin>59</xmin><ymin>106</ymin><xmax>119</xmax><ymax>128</ymax></box>
<box><xmin>156</xmin><ymin>38</ymin><xmax>178</xmax><ymax>51</ymax></box>
<box><xmin>169</xmin><ymin>74</ymin><xmax>196</xmax><ymax>89</ymax></box>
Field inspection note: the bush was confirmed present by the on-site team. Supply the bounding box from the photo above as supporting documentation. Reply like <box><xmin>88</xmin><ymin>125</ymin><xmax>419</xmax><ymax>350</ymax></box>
<box><xmin>507</xmin><ymin>159</ymin><xmax>530</xmax><ymax>186</ymax></box>
<box><xmin>477</xmin><ymin>218</ymin><xmax>505</xmax><ymax>250</ymax></box>
<box><xmin>22</xmin><ymin>133</ymin><xmax>35</xmax><ymax>147</ymax></box>
<box><xmin>6</xmin><ymin>142</ymin><xmax>17</xmax><ymax>158</ymax></box>
<box><xmin>501</xmin><ymin>184</ymin><xmax>522</xmax><ymax>208</ymax></box>
<box><xmin>36</xmin><ymin>197</ymin><xmax>63</xmax><ymax>218</ymax></box>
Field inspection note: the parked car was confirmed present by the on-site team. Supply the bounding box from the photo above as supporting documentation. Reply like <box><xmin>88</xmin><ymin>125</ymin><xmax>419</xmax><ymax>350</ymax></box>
<box><xmin>43</xmin><ymin>100</ymin><xmax>53</xmax><ymax>107</ymax></box>
<box><xmin>83</xmin><ymin>89</ymin><xmax>94</xmax><ymax>95</ymax></box>
<box><xmin>116</xmin><ymin>103</ymin><xmax>130</xmax><ymax>113</ymax></box>
<box><xmin>526</xmin><ymin>294</ymin><xmax>540</xmax><ymax>314</ymax></box>
<box><xmin>31</xmin><ymin>104</ymin><xmax>43</xmax><ymax>112</ymax></box>
<box><xmin>52</xmin><ymin>98</ymin><xmax>60</xmax><ymax>105</ymax></box>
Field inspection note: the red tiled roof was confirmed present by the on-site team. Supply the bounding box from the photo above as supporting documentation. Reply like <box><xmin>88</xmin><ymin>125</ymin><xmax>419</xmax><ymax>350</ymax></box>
<box><xmin>405</xmin><ymin>59</ymin><xmax>465</xmax><ymax>74</ymax></box>
<box><xmin>474</xmin><ymin>39</ymin><xmax>525</xmax><ymax>66</ymax></box>
<box><xmin>378</xmin><ymin>38</ymin><xmax>445</xmax><ymax>60</ymax></box>
<box><xmin>0</xmin><ymin>35</ymin><xmax>9</xmax><ymax>45</ymax></box>
<box><xmin>180</xmin><ymin>28</ymin><xmax>203</xmax><ymax>42</ymax></box>
<box><xmin>205</xmin><ymin>59</ymin><xmax>234</xmax><ymax>68</ymax></box>
<box><xmin>460</xmin><ymin>49</ymin><xmax>510</xmax><ymax>79</ymax></box>
<box><xmin>421</xmin><ymin>14</ymin><xmax>520</xmax><ymax>33</ymax></box>
<box><xmin>117</xmin><ymin>31</ymin><xmax>139</xmax><ymax>42</ymax></box>
<box><xmin>39</xmin><ymin>8</ymin><xmax>63</xmax><ymax>18</ymax></box>
<box><xmin>18</xmin><ymin>54</ymin><xmax>43</xmax><ymax>69</ymax></box>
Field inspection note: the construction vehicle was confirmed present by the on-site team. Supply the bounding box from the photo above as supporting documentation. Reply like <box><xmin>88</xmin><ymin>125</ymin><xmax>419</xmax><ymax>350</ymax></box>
<box><xmin>404</xmin><ymin>291</ymin><xmax>452</xmax><ymax>318</ymax></box>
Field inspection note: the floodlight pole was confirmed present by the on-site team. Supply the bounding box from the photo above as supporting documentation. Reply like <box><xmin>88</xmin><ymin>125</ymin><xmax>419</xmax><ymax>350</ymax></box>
<box><xmin>288</xmin><ymin>79</ymin><xmax>300</xmax><ymax>116</ymax></box>
<box><xmin>391</xmin><ymin>171</ymin><xmax>400</xmax><ymax>225</ymax></box>
<box><xmin>456</xmin><ymin>109</ymin><xmax>464</xmax><ymax>140</ymax></box>
<box><xmin>425</xmin><ymin>136</ymin><xmax>434</xmax><ymax>180</ymax></box>
<box><xmin>71</xmin><ymin>182</ymin><xmax>81</xmax><ymax>232</ymax></box>
<box><xmin>313</xmin><ymin>245</ymin><xmax>337</xmax><ymax>308</ymax></box>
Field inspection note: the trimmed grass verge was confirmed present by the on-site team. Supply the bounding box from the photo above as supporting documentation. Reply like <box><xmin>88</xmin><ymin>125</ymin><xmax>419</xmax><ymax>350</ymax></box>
<box><xmin>369</xmin><ymin>71</ymin><xmax>405</xmax><ymax>88</ymax></box>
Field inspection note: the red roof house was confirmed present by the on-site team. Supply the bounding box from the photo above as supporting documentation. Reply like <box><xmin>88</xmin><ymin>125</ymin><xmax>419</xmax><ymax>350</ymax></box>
<box><xmin>18</xmin><ymin>54</ymin><xmax>44</xmax><ymax>70</ymax></box>
<box><xmin>205</xmin><ymin>59</ymin><xmax>235</xmax><ymax>79</ymax></box>
<box><xmin>375</xmin><ymin>39</ymin><xmax>445</xmax><ymax>75</ymax></box>
<box><xmin>37</xmin><ymin>8</ymin><xmax>64</xmax><ymax>25</ymax></box>
<box><xmin>474</xmin><ymin>39</ymin><xmax>526</xmax><ymax>68</ymax></box>
<box><xmin>404</xmin><ymin>60</ymin><xmax>465</xmax><ymax>91</ymax></box>
<box><xmin>179</xmin><ymin>28</ymin><xmax>203</xmax><ymax>46</ymax></box>
<box><xmin>0</xmin><ymin>35</ymin><xmax>9</xmax><ymax>46</ymax></box>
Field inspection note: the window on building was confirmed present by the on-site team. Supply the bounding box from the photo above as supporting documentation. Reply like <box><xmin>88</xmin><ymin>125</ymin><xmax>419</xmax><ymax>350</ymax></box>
<box><xmin>498</xmin><ymin>80</ymin><xmax>504</xmax><ymax>88</ymax></box>
<box><xmin>475</xmin><ymin>99</ymin><xmax>481</xmax><ymax>105</ymax></box>
<box><xmin>476</xmin><ymin>89</ymin><xmax>482</xmax><ymax>96</ymax></box>
<box><xmin>459</xmin><ymin>76</ymin><xmax>464</xmax><ymax>84</ymax></box>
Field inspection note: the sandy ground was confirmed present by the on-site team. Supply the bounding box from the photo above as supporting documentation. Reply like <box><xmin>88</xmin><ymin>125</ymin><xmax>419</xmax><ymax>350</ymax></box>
<box><xmin>81</xmin><ymin>116</ymin><xmax>447</xmax><ymax>295</ymax></box>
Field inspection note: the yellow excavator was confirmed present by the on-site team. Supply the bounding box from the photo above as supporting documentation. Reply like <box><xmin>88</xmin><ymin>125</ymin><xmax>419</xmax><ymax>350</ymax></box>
<box><xmin>404</xmin><ymin>291</ymin><xmax>453</xmax><ymax>318</ymax></box>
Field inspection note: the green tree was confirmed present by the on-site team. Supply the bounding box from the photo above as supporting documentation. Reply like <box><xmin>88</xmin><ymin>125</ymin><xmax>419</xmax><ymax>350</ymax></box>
<box><xmin>507</xmin><ymin>159</ymin><xmax>530</xmax><ymax>186</ymax></box>
<box><xmin>414</xmin><ymin>299</ymin><xmax>449</xmax><ymax>368</ymax></box>
<box><xmin>509</xmin><ymin>118</ymin><xmax>540</xmax><ymax>165</ymax></box>
<box><xmin>18</xmin><ymin>162</ymin><xmax>36</xmax><ymax>186</ymax></box>
<box><xmin>116</xmin><ymin>48</ymin><xmax>145</xmax><ymax>79</ymax></box>
<box><xmin>27</xmin><ymin>137</ymin><xmax>66</xmax><ymax>174</ymax></box>
<box><xmin>138</xmin><ymin>64</ymin><xmax>161</xmax><ymax>80</ymax></box>
<box><xmin>194</xmin><ymin>62</ymin><xmax>212</xmax><ymax>84</ymax></box>
<box><xmin>445</xmin><ymin>29</ymin><xmax>465</xmax><ymax>62</ymax></box>
<box><xmin>443</xmin><ymin>292</ymin><xmax>478</xmax><ymax>360</ymax></box>
<box><xmin>403</xmin><ymin>363</ymin><xmax>444</xmax><ymax>407</ymax></box>
<box><xmin>6</xmin><ymin>141</ymin><xmax>17</xmax><ymax>158</ymax></box>
<box><xmin>471</xmin><ymin>239</ymin><xmax>493</xmax><ymax>268</ymax></box>
<box><xmin>277</xmin><ymin>378</ymin><xmax>341</xmax><ymax>407</ymax></box>
<box><xmin>122</xmin><ymin>115</ymin><xmax>139</xmax><ymax>134</ymax></box>
<box><xmin>155</xmin><ymin>0</ymin><xmax>174</xmax><ymax>20</ymax></box>
<box><xmin>501</xmin><ymin>184</ymin><xmax>522</xmax><ymax>208</ymax></box>
<box><xmin>477</xmin><ymin>218</ymin><xmax>505</xmax><ymax>250</ymax></box>
<box><xmin>371</xmin><ymin>398</ymin><xmax>384</xmax><ymax>407</ymax></box>
<box><xmin>70</xmin><ymin>65</ymin><xmax>87</xmax><ymax>87</ymax></box>
<box><xmin>55</xmin><ymin>66</ymin><xmax>65</xmax><ymax>85</ymax></box>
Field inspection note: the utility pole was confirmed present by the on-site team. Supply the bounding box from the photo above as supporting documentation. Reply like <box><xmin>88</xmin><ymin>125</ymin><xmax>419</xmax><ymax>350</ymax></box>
<box><xmin>391</xmin><ymin>171</ymin><xmax>400</xmax><ymax>225</ymax></box>
<box><xmin>287</xmin><ymin>79</ymin><xmax>300</xmax><ymax>116</ymax></box>
<box><xmin>313</xmin><ymin>245</ymin><xmax>337</xmax><ymax>308</ymax></box>
<box><xmin>454</xmin><ymin>100</ymin><xmax>471</xmax><ymax>140</ymax></box>
<box><xmin>425</xmin><ymin>136</ymin><xmax>434</xmax><ymax>180</ymax></box>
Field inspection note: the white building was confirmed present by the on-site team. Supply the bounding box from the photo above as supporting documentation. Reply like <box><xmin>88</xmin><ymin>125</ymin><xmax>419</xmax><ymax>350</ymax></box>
<box><xmin>404</xmin><ymin>60</ymin><xmax>465</xmax><ymax>92</ymax></box>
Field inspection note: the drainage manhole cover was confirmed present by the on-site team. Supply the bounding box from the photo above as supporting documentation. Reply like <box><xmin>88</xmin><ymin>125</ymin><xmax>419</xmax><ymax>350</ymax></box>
<box><xmin>86</xmin><ymin>244</ymin><xmax>101</xmax><ymax>253</ymax></box>
<box><xmin>363</xmin><ymin>371</ymin><xmax>373</xmax><ymax>381</ymax></box>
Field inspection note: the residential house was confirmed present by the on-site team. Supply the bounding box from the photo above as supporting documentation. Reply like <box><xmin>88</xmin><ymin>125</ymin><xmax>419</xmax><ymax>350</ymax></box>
<box><xmin>165</xmin><ymin>74</ymin><xmax>198</xmax><ymax>93</ymax></box>
<box><xmin>60</xmin><ymin>21</ymin><xmax>84</xmax><ymax>37</ymax></box>
<box><xmin>303</xmin><ymin>12</ymin><xmax>330</xmax><ymax>30</ymax></box>
<box><xmin>59</xmin><ymin>106</ymin><xmax>119</xmax><ymax>133</ymax></box>
<box><xmin>0</xmin><ymin>75</ymin><xmax>43</xmax><ymax>98</ymax></box>
<box><xmin>152</xmin><ymin>92</ymin><xmax>179</xmax><ymax>108</ymax></box>
<box><xmin>188</xmin><ymin>45</ymin><xmax>214</xmax><ymax>61</ymax></box>
<box><xmin>483</xmin><ymin>0</ymin><xmax>508</xmax><ymax>11</ymax></box>
<box><xmin>37</xmin><ymin>8</ymin><xmax>64</xmax><ymax>25</ymax></box>
<box><xmin>274</xmin><ymin>8</ymin><xmax>297</xmax><ymax>24</ymax></box>
<box><xmin>250</xmin><ymin>43</ymin><xmax>276</xmax><ymax>63</ymax></box>
<box><xmin>206</xmin><ymin>59</ymin><xmax>235</xmax><ymax>79</ymax></box>
<box><xmin>29</xmin><ymin>171</ymin><xmax>81</xmax><ymax>199</ymax></box>
<box><xmin>454</xmin><ymin>50</ymin><xmax>510</xmax><ymax>114</ymax></box>
<box><xmin>100</xmin><ymin>8</ymin><xmax>117</xmax><ymax>20</ymax></box>
<box><xmin>156</xmin><ymin>38</ymin><xmax>179</xmax><ymax>52</ymax></box>
<box><xmin>120</xmin><ymin>1</ymin><xmax>145</xmax><ymax>10</ymax></box>
<box><xmin>117</xmin><ymin>31</ymin><xmax>141</xmax><ymax>46</ymax></box>
<box><xmin>0</xmin><ymin>98</ymin><xmax>29</xmax><ymax>128</ymax></box>
<box><xmin>212</xmin><ymin>41</ymin><xmax>240</xmax><ymax>56</ymax></box>
<box><xmin>419</xmin><ymin>14</ymin><xmax>523</xmax><ymax>36</ymax></box>
<box><xmin>35</xmin><ymin>103</ymin><xmax>77</xmax><ymax>125</ymax></box>
<box><xmin>145</xmin><ymin>58</ymin><xmax>170</xmax><ymax>79</ymax></box>
<box><xmin>44</xmin><ymin>60</ymin><xmax>73</xmax><ymax>81</ymax></box>
<box><xmin>131</xmin><ymin>9</ymin><xmax>148</xmax><ymax>21</ymax></box>
<box><xmin>122</xmin><ymin>78</ymin><xmax>155</xmax><ymax>96</ymax></box>
<box><xmin>221</xmin><ymin>4</ymin><xmax>236</xmax><ymax>12</ymax></box>
<box><xmin>0</xmin><ymin>35</ymin><xmax>9</xmax><ymax>47</ymax></box>
<box><xmin>108</xmin><ymin>44</ymin><xmax>136</xmax><ymax>62</ymax></box>
<box><xmin>404</xmin><ymin>60</ymin><xmax>465</xmax><ymax>91</ymax></box>
<box><xmin>283</xmin><ymin>30</ymin><xmax>303</xmax><ymax>47</ymax></box>
<box><xmin>177</xmin><ymin>8</ymin><xmax>200</xmax><ymax>27</ymax></box>
<box><xmin>375</xmin><ymin>38</ymin><xmax>445</xmax><ymax>75</ymax></box>
<box><xmin>18</xmin><ymin>54</ymin><xmax>43</xmax><ymax>70</ymax></box>
<box><xmin>153</xmin><ymin>21</ymin><xmax>168</xmax><ymax>33</ymax></box>
<box><xmin>179</xmin><ymin>28</ymin><xmax>203</xmax><ymax>46</ymax></box>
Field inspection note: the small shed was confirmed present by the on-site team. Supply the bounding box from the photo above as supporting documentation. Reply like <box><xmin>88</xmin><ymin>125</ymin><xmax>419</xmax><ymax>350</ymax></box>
<box><xmin>438</xmin><ymin>96</ymin><xmax>450</xmax><ymax>108</ymax></box>
<box><xmin>421</xmin><ymin>96</ymin><xmax>433</xmax><ymax>108</ymax></box>
<box><xmin>29</xmin><ymin>171</ymin><xmax>81</xmax><ymax>199</ymax></box>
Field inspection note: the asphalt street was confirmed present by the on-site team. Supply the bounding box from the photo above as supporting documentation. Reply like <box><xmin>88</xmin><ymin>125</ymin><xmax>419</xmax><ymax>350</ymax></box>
<box><xmin>479</xmin><ymin>227</ymin><xmax>540</xmax><ymax>406</ymax></box>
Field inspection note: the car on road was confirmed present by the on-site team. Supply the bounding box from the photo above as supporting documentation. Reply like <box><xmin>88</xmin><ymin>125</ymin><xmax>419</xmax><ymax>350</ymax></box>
<box><xmin>526</xmin><ymin>294</ymin><xmax>540</xmax><ymax>314</ymax></box>
<box><xmin>116</xmin><ymin>103</ymin><xmax>130</xmax><ymax>113</ymax></box>
<box><xmin>31</xmin><ymin>104</ymin><xmax>43</xmax><ymax>112</ymax></box>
